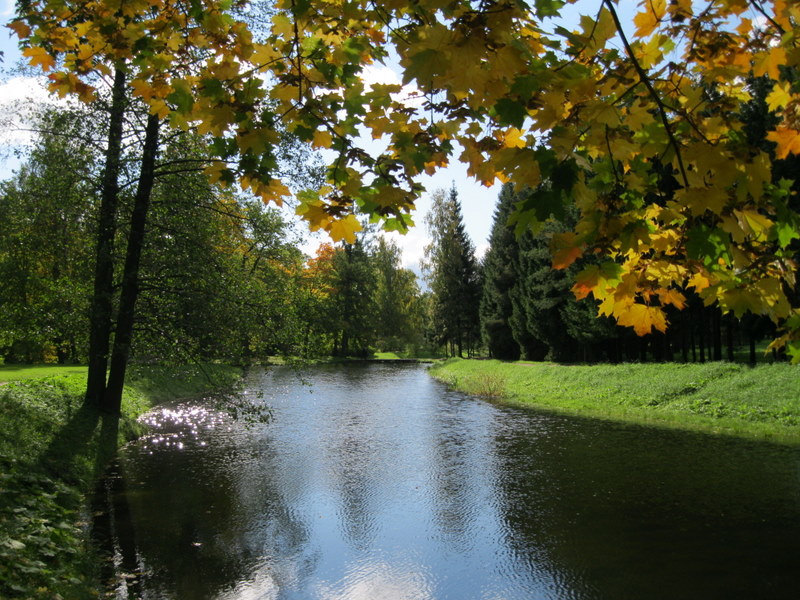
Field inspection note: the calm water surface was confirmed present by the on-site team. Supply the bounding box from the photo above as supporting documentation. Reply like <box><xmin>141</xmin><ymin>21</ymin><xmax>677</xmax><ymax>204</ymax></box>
<box><xmin>103</xmin><ymin>364</ymin><xmax>800</xmax><ymax>599</ymax></box>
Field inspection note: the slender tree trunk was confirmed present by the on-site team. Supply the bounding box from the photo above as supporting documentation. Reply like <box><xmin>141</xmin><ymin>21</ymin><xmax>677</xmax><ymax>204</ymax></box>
<box><xmin>726</xmin><ymin>313</ymin><xmax>735</xmax><ymax>361</ymax></box>
<box><xmin>85</xmin><ymin>67</ymin><xmax>127</xmax><ymax>407</ymax></box>
<box><xmin>105</xmin><ymin>115</ymin><xmax>160</xmax><ymax>414</ymax></box>
<box><xmin>712</xmin><ymin>307</ymin><xmax>722</xmax><ymax>361</ymax></box>
<box><xmin>680</xmin><ymin>311</ymin><xmax>688</xmax><ymax>362</ymax></box>
<box><xmin>698</xmin><ymin>305</ymin><xmax>706</xmax><ymax>363</ymax></box>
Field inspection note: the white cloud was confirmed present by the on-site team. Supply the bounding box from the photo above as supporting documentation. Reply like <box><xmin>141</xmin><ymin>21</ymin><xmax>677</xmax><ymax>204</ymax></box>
<box><xmin>381</xmin><ymin>227</ymin><xmax>429</xmax><ymax>271</ymax></box>
<box><xmin>1</xmin><ymin>0</ymin><xmax>14</xmax><ymax>18</ymax></box>
<box><xmin>360</xmin><ymin>64</ymin><xmax>424</xmax><ymax>109</ymax></box>
<box><xmin>0</xmin><ymin>76</ymin><xmax>60</xmax><ymax>146</ymax></box>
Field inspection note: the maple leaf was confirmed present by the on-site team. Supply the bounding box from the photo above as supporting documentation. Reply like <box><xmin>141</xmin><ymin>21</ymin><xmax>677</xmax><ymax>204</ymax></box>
<box><xmin>766</xmin><ymin>82</ymin><xmax>792</xmax><ymax>112</ymax></box>
<box><xmin>723</xmin><ymin>287</ymin><xmax>765</xmax><ymax>319</ymax></box>
<box><xmin>312</xmin><ymin>130</ymin><xmax>333</xmax><ymax>149</ymax></box>
<box><xmin>23</xmin><ymin>46</ymin><xmax>56</xmax><ymax>72</ymax></box>
<box><xmin>767</xmin><ymin>127</ymin><xmax>800</xmax><ymax>160</ymax></box>
<box><xmin>6</xmin><ymin>20</ymin><xmax>31</xmax><ymax>39</ymax></box>
<box><xmin>633</xmin><ymin>0</ymin><xmax>666</xmax><ymax>37</ymax></box>
<box><xmin>753</xmin><ymin>47</ymin><xmax>787</xmax><ymax>81</ymax></box>
<box><xmin>615</xmin><ymin>303</ymin><xmax>668</xmax><ymax>336</ymax></box>
<box><xmin>551</xmin><ymin>232</ymin><xmax>583</xmax><ymax>270</ymax></box>
<box><xmin>572</xmin><ymin>262</ymin><xmax>622</xmax><ymax>300</ymax></box>
<box><xmin>328</xmin><ymin>214</ymin><xmax>363</xmax><ymax>244</ymax></box>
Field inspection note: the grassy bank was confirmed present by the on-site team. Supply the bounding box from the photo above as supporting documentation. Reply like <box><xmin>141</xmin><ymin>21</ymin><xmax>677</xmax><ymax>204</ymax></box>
<box><xmin>429</xmin><ymin>359</ymin><xmax>800</xmax><ymax>444</ymax></box>
<box><xmin>0</xmin><ymin>364</ymin><xmax>241</xmax><ymax>599</ymax></box>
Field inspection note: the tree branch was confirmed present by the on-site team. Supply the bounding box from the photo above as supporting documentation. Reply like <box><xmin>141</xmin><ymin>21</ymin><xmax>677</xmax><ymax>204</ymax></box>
<box><xmin>603</xmin><ymin>0</ymin><xmax>690</xmax><ymax>188</ymax></box>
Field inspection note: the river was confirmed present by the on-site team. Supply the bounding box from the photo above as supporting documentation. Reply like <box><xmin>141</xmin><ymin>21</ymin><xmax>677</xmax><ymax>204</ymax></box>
<box><xmin>99</xmin><ymin>363</ymin><xmax>800</xmax><ymax>599</ymax></box>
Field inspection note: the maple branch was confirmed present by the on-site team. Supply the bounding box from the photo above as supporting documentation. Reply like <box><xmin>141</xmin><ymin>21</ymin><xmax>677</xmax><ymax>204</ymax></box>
<box><xmin>290</xmin><ymin>0</ymin><xmax>303</xmax><ymax>103</ymax></box>
<box><xmin>748</xmin><ymin>0</ymin><xmax>784</xmax><ymax>35</ymax></box>
<box><xmin>369</xmin><ymin>1</ymin><xmax>411</xmax><ymax>45</ymax></box>
<box><xmin>603</xmin><ymin>0</ymin><xmax>690</xmax><ymax>189</ymax></box>
<box><xmin>604</xmin><ymin>125</ymin><xmax>622</xmax><ymax>185</ymax></box>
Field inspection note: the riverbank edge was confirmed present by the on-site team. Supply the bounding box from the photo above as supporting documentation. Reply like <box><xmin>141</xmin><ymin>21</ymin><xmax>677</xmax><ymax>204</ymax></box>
<box><xmin>429</xmin><ymin>358</ymin><xmax>800</xmax><ymax>445</ymax></box>
<box><xmin>0</xmin><ymin>364</ymin><xmax>242</xmax><ymax>599</ymax></box>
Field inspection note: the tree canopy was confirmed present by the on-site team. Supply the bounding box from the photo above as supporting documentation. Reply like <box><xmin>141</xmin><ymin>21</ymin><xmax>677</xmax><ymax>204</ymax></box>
<box><xmin>9</xmin><ymin>0</ymin><xmax>800</xmax><ymax>359</ymax></box>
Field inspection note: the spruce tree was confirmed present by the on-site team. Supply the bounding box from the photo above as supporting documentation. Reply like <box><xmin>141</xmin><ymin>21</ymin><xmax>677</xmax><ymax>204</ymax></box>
<box><xmin>480</xmin><ymin>183</ymin><xmax>522</xmax><ymax>360</ymax></box>
<box><xmin>424</xmin><ymin>186</ymin><xmax>481</xmax><ymax>357</ymax></box>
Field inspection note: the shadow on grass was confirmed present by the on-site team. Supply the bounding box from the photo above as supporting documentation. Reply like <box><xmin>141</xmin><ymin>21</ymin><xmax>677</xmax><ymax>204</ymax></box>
<box><xmin>35</xmin><ymin>407</ymin><xmax>142</xmax><ymax>597</ymax></box>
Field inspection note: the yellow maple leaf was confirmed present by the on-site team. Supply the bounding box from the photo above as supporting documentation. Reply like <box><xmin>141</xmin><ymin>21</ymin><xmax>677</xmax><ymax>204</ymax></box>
<box><xmin>753</xmin><ymin>46</ymin><xmax>787</xmax><ymax>81</ymax></box>
<box><xmin>312</xmin><ymin>129</ymin><xmax>333</xmax><ymax>149</ymax></box>
<box><xmin>733</xmin><ymin>209</ymin><xmax>773</xmax><ymax>242</ymax></box>
<box><xmin>258</xmin><ymin>178</ymin><xmax>292</xmax><ymax>205</ymax></box>
<box><xmin>23</xmin><ymin>46</ymin><xmax>56</xmax><ymax>72</ymax></box>
<box><xmin>633</xmin><ymin>0</ymin><xmax>666</xmax><ymax>37</ymax></box>
<box><xmin>687</xmin><ymin>272</ymin><xmax>711</xmax><ymax>292</ymax></box>
<box><xmin>767</xmin><ymin>126</ymin><xmax>800</xmax><ymax>160</ymax></box>
<box><xmin>6</xmin><ymin>20</ymin><xmax>31</xmax><ymax>39</ymax></box>
<box><xmin>296</xmin><ymin>202</ymin><xmax>331</xmax><ymax>232</ymax></box>
<box><xmin>551</xmin><ymin>232</ymin><xmax>583</xmax><ymax>270</ymax></box>
<box><xmin>328</xmin><ymin>214</ymin><xmax>363</xmax><ymax>245</ymax></box>
<box><xmin>656</xmin><ymin>288</ymin><xmax>686</xmax><ymax>310</ymax></box>
<box><xmin>723</xmin><ymin>287</ymin><xmax>765</xmax><ymax>319</ymax></box>
<box><xmin>676</xmin><ymin>186</ymin><xmax>729</xmax><ymax>216</ymax></box>
<box><xmin>735</xmin><ymin>17</ymin><xmax>752</xmax><ymax>37</ymax></box>
<box><xmin>615</xmin><ymin>303</ymin><xmax>668</xmax><ymax>336</ymax></box>
<box><xmin>766</xmin><ymin>82</ymin><xmax>792</xmax><ymax>112</ymax></box>
<box><xmin>502</xmin><ymin>128</ymin><xmax>526</xmax><ymax>149</ymax></box>
<box><xmin>149</xmin><ymin>99</ymin><xmax>170</xmax><ymax>120</ymax></box>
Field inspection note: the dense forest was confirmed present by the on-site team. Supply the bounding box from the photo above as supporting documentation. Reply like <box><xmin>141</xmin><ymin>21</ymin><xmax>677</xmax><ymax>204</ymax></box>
<box><xmin>0</xmin><ymin>104</ymin><xmax>429</xmax><ymax>365</ymax></box>
<box><xmin>1</xmin><ymin>97</ymin><xmax>791</xmax><ymax>372</ymax></box>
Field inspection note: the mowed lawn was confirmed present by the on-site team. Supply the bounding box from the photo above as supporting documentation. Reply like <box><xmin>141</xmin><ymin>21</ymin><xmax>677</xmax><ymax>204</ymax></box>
<box><xmin>0</xmin><ymin>364</ymin><xmax>88</xmax><ymax>383</ymax></box>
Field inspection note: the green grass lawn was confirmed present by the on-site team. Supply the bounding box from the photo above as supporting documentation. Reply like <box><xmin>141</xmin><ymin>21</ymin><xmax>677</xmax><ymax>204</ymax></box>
<box><xmin>430</xmin><ymin>359</ymin><xmax>800</xmax><ymax>444</ymax></box>
<box><xmin>0</xmin><ymin>364</ymin><xmax>88</xmax><ymax>382</ymax></box>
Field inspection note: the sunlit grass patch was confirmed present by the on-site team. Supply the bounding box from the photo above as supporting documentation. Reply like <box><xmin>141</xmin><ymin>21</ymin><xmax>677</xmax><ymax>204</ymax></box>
<box><xmin>0</xmin><ymin>364</ymin><xmax>88</xmax><ymax>383</ymax></box>
<box><xmin>430</xmin><ymin>359</ymin><xmax>800</xmax><ymax>444</ymax></box>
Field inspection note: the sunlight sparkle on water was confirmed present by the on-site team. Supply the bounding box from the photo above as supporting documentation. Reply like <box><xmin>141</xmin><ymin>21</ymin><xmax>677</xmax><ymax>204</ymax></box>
<box><xmin>137</xmin><ymin>403</ymin><xmax>228</xmax><ymax>452</ymax></box>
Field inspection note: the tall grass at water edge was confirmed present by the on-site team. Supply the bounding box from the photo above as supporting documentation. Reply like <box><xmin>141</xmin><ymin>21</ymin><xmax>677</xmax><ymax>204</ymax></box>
<box><xmin>429</xmin><ymin>359</ymin><xmax>800</xmax><ymax>444</ymax></box>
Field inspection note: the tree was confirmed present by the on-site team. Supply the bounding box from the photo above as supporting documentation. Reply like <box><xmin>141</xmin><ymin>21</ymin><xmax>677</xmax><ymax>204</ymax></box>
<box><xmin>424</xmin><ymin>186</ymin><xmax>481</xmax><ymax>357</ymax></box>
<box><xmin>11</xmin><ymin>0</ymin><xmax>800</xmax><ymax>360</ymax></box>
<box><xmin>0</xmin><ymin>108</ymin><xmax>96</xmax><ymax>363</ymax></box>
<box><xmin>373</xmin><ymin>238</ymin><xmax>422</xmax><ymax>352</ymax></box>
<box><xmin>480</xmin><ymin>184</ymin><xmax>522</xmax><ymax>360</ymax></box>
<box><xmin>331</xmin><ymin>234</ymin><xmax>377</xmax><ymax>357</ymax></box>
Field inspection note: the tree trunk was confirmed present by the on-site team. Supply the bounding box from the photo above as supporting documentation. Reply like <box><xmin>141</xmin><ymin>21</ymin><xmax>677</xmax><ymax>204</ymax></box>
<box><xmin>712</xmin><ymin>307</ymin><xmax>722</xmax><ymax>361</ymax></box>
<box><xmin>104</xmin><ymin>115</ymin><xmax>160</xmax><ymax>414</ymax></box>
<box><xmin>85</xmin><ymin>67</ymin><xmax>127</xmax><ymax>407</ymax></box>
<box><xmin>726</xmin><ymin>313</ymin><xmax>735</xmax><ymax>361</ymax></box>
<box><xmin>698</xmin><ymin>305</ymin><xmax>706</xmax><ymax>363</ymax></box>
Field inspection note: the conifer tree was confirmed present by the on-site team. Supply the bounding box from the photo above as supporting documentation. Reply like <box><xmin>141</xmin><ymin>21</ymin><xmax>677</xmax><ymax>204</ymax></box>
<box><xmin>480</xmin><ymin>183</ymin><xmax>521</xmax><ymax>360</ymax></box>
<box><xmin>424</xmin><ymin>186</ymin><xmax>481</xmax><ymax>357</ymax></box>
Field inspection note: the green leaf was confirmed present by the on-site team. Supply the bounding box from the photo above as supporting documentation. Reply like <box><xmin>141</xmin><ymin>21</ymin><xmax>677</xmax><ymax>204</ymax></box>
<box><xmin>493</xmin><ymin>98</ymin><xmax>528</xmax><ymax>128</ymax></box>
<box><xmin>167</xmin><ymin>82</ymin><xmax>193</xmax><ymax>113</ymax></box>
<box><xmin>533</xmin><ymin>0</ymin><xmax>566</xmax><ymax>18</ymax></box>
<box><xmin>686</xmin><ymin>225</ymin><xmax>730</xmax><ymax>266</ymax></box>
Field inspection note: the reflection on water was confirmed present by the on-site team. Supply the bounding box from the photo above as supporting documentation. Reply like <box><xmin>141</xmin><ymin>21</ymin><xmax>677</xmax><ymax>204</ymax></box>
<box><xmin>102</xmin><ymin>364</ymin><xmax>800</xmax><ymax>599</ymax></box>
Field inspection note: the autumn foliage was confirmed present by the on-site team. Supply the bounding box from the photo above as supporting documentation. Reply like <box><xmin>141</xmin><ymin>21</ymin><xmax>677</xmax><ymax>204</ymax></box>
<box><xmin>8</xmin><ymin>0</ymin><xmax>800</xmax><ymax>359</ymax></box>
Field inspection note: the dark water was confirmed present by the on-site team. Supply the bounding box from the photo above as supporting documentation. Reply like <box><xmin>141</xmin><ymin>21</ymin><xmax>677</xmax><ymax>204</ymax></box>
<box><xmin>102</xmin><ymin>363</ymin><xmax>800</xmax><ymax>599</ymax></box>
